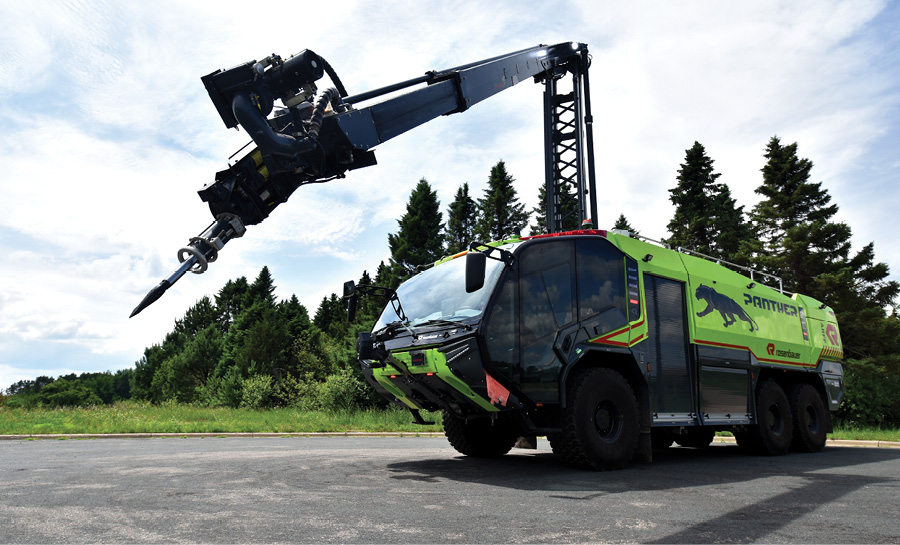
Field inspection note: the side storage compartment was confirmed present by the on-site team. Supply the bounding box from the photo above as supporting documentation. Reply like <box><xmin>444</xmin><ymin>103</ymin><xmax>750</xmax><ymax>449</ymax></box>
<box><xmin>697</xmin><ymin>345</ymin><xmax>753</xmax><ymax>425</ymax></box>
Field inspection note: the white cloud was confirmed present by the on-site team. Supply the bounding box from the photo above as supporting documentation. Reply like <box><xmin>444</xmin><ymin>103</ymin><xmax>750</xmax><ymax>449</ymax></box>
<box><xmin>0</xmin><ymin>0</ymin><xmax>898</xmax><ymax>387</ymax></box>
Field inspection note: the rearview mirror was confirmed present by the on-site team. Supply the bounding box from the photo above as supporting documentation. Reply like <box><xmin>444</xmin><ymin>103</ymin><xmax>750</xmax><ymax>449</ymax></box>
<box><xmin>465</xmin><ymin>252</ymin><xmax>486</xmax><ymax>293</ymax></box>
<box><xmin>343</xmin><ymin>280</ymin><xmax>358</xmax><ymax>321</ymax></box>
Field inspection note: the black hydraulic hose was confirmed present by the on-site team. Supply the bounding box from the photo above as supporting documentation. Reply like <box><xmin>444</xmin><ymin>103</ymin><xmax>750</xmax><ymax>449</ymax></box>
<box><xmin>232</xmin><ymin>92</ymin><xmax>315</xmax><ymax>156</ymax></box>
<box><xmin>320</xmin><ymin>57</ymin><xmax>348</xmax><ymax>98</ymax></box>
<box><xmin>307</xmin><ymin>87</ymin><xmax>342</xmax><ymax>139</ymax></box>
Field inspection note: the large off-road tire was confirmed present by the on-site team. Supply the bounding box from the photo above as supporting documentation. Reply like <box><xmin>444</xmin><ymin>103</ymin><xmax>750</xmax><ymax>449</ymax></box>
<box><xmin>550</xmin><ymin>368</ymin><xmax>640</xmax><ymax>470</ymax></box>
<box><xmin>674</xmin><ymin>428</ymin><xmax>716</xmax><ymax>448</ymax></box>
<box><xmin>737</xmin><ymin>380</ymin><xmax>793</xmax><ymax>456</ymax></box>
<box><xmin>789</xmin><ymin>384</ymin><xmax>828</xmax><ymax>453</ymax></box>
<box><xmin>442</xmin><ymin>411</ymin><xmax>518</xmax><ymax>457</ymax></box>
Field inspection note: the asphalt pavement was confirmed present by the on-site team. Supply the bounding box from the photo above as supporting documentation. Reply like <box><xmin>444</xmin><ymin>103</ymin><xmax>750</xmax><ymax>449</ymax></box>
<box><xmin>1</xmin><ymin>436</ymin><xmax>899</xmax><ymax>543</ymax></box>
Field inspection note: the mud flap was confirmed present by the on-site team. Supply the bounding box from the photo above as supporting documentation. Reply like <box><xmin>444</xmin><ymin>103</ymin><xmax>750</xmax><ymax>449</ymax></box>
<box><xmin>632</xmin><ymin>428</ymin><xmax>653</xmax><ymax>462</ymax></box>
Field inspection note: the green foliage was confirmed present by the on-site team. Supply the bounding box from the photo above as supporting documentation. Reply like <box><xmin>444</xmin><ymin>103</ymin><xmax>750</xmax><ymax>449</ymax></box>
<box><xmin>388</xmin><ymin>178</ymin><xmax>444</xmax><ymax>282</ymax></box>
<box><xmin>837</xmin><ymin>356</ymin><xmax>900</xmax><ymax>428</ymax></box>
<box><xmin>529</xmin><ymin>179</ymin><xmax>579</xmax><ymax>235</ymax></box>
<box><xmin>5</xmin><ymin>393</ymin><xmax>40</xmax><ymax>409</ymax></box>
<box><xmin>5</xmin><ymin>370</ymin><xmax>133</xmax><ymax>409</ymax></box>
<box><xmin>476</xmin><ymin>160</ymin><xmax>528</xmax><ymax>241</ymax></box>
<box><xmin>445</xmin><ymin>182</ymin><xmax>478</xmax><ymax>254</ymax></box>
<box><xmin>317</xmin><ymin>368</ymin><xmax>380</xmax><ymax>412</ymax></box>
<box><xmin>240</xmin><ymin>374</ymin><xmax>277</xmax><ymax>409</ymax></box>
<box><xmin>6</xmin><ymin>376</ymin><xmax>55</xmax><ymax>396</ymax></box>
<box><xmin>612</xmin><ymin>213</ymin><xmax>639</xmax><ymax>236</ymax></box>
<box><xmin>746</xmin><ymin>136</ymin><xmax>898</xmax><ymax>356</ymax></box>
<box><xmin>0</xmin><ymin>401</ymin><xmax>441</xmax><ymax>435</ymax></box>
<box><xmin>667</xmin><ymin>141</ymin><xmax>748</xmax><ymax>261</ymax></box>
<box><xmin>36</xmin><ymin>379</ymin><xmax>103</xmax><ymax>408</ymax></box>
<box><xmin>749</xmin><ymin>136</ymin><xmax>845</xmax><ymax>293</ymax></box>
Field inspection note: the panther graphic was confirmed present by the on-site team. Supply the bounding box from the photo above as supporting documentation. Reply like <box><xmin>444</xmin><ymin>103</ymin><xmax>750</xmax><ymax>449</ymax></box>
<box><xmin>695</xmin><ymin>284</ymin><xmax>758</xmax><ymax>332</ymax></box>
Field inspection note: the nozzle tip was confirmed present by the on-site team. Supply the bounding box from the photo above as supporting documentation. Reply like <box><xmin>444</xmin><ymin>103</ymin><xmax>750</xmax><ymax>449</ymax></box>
<box><xmin>129</xmin><ymin>280</ymin><xmax>171</xmax><ymax>318</ymax></box>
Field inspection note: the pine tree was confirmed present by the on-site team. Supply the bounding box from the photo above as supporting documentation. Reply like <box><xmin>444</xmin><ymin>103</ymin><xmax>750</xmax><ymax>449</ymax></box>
<box><xmin>476</xmin><ymin>160</ymin><xmax>528</xmax><ymax>241</ymax></box>
<box><xmin>445</xmin><ymin>183</ymin><xmax>478</xmax><ymax>254</ymax></box>
<box><xmin>313</xmin><ymin>293</ymin><xmax>347</xmax><ymax>335</ymax></box>
<box><xmin>612</xmin><ymin>214</ymin><xmax>639</xmax><ymax>236</ymax></box>
<box><xmin>245</xmin><ymin>266</ymin><xmax>277</xmax><ymax>308</ymax></box>
<box><xmin>279</xmin><ymin>294</ymin><xmax>311</xmax><ymax>338</ymax></box>
<box><xmin>711</xmin><ymin>184</ymin><xmax>749</xmax><ymax>263</ymax></box>
<box><xmin>387</xmin><ymin>178</ymin><xmax>444</xmax><ymax>282</ymax></box>
<box><xmin>749</xmin><ymin>136</ymin><xmax>898</xmax><ymax>357</ymax></box>
<box><xmin>749</xmin><ymin>136</ymin><xmax>846</xmax><ymax>294</ymax></box>
<box><xmin>667</xmin><ymin>141</ymin><xmax>747</xmax><ymax>260</ymax></box>
<box><xmin>529</xmin><ymin>180</ymin><xmax>579</xmax><ymax>235</ymax></box>
<box><xmin>215</xmin><ymin>276</ymin><xmax>249</xmax><ymax>328</ymax></box>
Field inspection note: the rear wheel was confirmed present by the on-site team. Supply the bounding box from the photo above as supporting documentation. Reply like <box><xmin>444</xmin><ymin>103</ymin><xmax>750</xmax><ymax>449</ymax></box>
<box><xmin>550</xmin><ymin>368</ymin><xmax>640</xmax><ymax>470</ymax></box>
<box><xmin>790</xmin><ymin>384</ymin><xmax>828</xmax><ymax>453</ymax></box>
<box><xmin>442</xmin><ymin>411</ymin><xmax>518</xmax><ymax>457</ymax></box>
<box><xmin>674</xmin><ymin>428</ymin><xmax>716</xmax><ymax>448</ymax></box>
<box><xmin>738</xmin><ymin>380</ymin><xmax>793</xmax><ymax>455</ymax></box>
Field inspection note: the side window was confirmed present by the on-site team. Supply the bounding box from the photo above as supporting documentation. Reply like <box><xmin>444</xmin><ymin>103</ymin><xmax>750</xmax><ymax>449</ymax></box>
<box><xmin>519</xmin><ymin>241</ymin><xmax>575</xmax><ymax>344</ymax></box>
<box><xmin>576</xmin><ymin>237</ymin><xmax>627</xmax><ymax>326</ymax></box>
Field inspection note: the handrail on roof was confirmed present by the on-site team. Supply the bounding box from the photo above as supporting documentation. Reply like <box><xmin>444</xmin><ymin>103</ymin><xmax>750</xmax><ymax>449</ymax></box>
<box><xmin>619</xmin><ymin>232</ymin><xmax>787</xmax><ymax>295</ymax></box>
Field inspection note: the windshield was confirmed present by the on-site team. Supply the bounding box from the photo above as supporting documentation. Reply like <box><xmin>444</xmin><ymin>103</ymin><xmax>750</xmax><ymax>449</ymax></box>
<box><xmin>373</xmin><ymin>249</ymin><xmax>511</xmax><ymax>332</ymax></box>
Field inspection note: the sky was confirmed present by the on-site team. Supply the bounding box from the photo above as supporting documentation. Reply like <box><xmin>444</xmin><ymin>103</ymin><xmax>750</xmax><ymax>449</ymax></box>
<box><xmin>1</xmin><ymin>0</ymin><xmax>899</xmax><ymax>390</ymax></box>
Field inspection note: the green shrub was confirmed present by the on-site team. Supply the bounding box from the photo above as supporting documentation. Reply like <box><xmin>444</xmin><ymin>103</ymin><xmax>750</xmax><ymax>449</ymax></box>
<box><xmin>837</xmin><ymin>356</ymin><xmax>900</xmax><ymax>428</ymax></box>
<box><xmin>5</xmin><ymin>393</ymin><xmax>42</xmax><ymax>409</ymax></box>
<box><xmin>36</xmin><ymin>379</ymin><xmax>103</xmax><ymax>408</ymax></box>
<box><xmin>218</xmin><ymin>367</ymin><xmax>244</xmax><ymax>408</ymax></box>
<box><xmin>271</xmin><ymin>373</ymin><xmax>317</xmax><ymax>409</ymax></box>
<box><xmin>317</xmin><ymin>368</ymin><xmax>376</xmax><ymax>412</ymax></box>
<box><xmin>240</xmin><ymin>375</ymin><xmax>276</xmax><ymax>409</ymax></box>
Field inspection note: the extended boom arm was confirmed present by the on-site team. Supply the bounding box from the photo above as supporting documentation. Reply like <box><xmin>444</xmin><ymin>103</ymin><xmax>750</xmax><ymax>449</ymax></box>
<box><xmin>131</xmin><ymin>42</ymin><xmax>594</xmax><ymax>317</ymax></box>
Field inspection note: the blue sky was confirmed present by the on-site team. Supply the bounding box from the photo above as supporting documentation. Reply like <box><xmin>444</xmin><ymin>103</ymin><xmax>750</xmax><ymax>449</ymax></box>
<box><xmin>1</xmin><ymin>0</ymin><xmax>898</xmax><ymax>390</ymax></box>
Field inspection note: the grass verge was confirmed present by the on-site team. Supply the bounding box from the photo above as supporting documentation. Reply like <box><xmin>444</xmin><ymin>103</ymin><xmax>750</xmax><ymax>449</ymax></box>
<box><xmin>717</xmin><ymin>426</ymin><xmax>900</xmax><ymax>442</ymax></box>
<box><xmin>0</xmin><ymin>401</ymin><xmax>443</xmax><ymax>435</ymax></box>
<box><xmin>2</xmin><ymin>402</ymin><xmax>898</xmax><ymax>441</ymax></box>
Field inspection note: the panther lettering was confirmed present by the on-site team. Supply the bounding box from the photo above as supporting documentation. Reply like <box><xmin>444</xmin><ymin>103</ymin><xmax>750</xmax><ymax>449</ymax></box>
<box><xmin>695</xmin><ymin>284</ymin><xmax>759</xmax><ymax>332</ymax></box>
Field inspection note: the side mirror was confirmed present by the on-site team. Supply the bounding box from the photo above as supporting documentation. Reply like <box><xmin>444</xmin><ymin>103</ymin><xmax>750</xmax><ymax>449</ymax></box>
<box><xmin>343</xmin><ymin>280</ymin><xmax>358</xmax><ymax>321</ymax></box>
<box><xmin>465</xmin><ymin>252</ymin><xmax>486</xmax><ymax>293</ymax></box>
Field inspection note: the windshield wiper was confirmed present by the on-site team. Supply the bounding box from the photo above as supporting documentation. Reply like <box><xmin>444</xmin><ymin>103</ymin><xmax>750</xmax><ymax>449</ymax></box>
<box><xmin>415</xmin><ymin>319</ymin><xmax>472</xmax><ymax>331</ymax></box>
<box><xmin>385</xmin><ymin>319</ymin><xmax>418</xmax><ymax>339</ymax></box>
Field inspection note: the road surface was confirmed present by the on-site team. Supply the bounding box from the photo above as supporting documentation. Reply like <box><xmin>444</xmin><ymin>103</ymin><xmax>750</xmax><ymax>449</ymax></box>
<box><xmin>2</xmin><ymin>436</ymin><xmax>898</xmax><ymax>543</ymax></box>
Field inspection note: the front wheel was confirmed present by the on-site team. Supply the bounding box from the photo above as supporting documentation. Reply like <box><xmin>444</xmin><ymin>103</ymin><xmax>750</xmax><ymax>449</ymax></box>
<box><xmin>551</xmin><ymin>368</ymin><xmax>640</xmax><ymax>470</ymax></box>
<box><xmin>442</xmin><ymin>411</ymin><xmax>518</xmax><ymax>457</ymax></box>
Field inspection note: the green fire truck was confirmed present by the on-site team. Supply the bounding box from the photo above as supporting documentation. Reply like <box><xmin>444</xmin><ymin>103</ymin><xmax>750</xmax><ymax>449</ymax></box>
<box><xmin>128</xmin><ymin>41</ymin><xmax>844</xmax><ymax>470</ymax></box>
<box><xmin>347</xmin><ymin>229</ymin><xmax>845</xmax><ymax>470</ymax></box>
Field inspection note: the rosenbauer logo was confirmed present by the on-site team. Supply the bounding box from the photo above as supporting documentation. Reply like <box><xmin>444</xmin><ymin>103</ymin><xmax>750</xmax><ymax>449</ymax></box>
<box><xmin>766</xmin><ymin>342</ymin><xmax>801</xmax><ymax>360</ymax></box>
<box><xmin>826</xmin><ymin>324</ymin><xmax>840</xmax><ymax>346</ymax></box>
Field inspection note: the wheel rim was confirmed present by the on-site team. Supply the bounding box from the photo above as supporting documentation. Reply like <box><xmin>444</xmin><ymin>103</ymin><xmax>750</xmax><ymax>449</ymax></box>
<box><xmin>804</xmin><ymin>404</ymin><xmax>820</xmax><ymax>434</ymax></box>
<box><xmin>765</xmin><ymin>403</ymin><xmax>784</xmax><ymax>435</ymax></box>
<box><xmin>594</xmin><ymin>400</ymin><xmax>623</xmax><ymax>442</ymax></box>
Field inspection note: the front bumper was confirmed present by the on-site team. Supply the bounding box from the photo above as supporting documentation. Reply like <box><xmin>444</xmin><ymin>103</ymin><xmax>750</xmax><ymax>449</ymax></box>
<box><xmin>360</xmin><ymin>337</ymin><xmax>499</xmax><ymax>415</ymax></box>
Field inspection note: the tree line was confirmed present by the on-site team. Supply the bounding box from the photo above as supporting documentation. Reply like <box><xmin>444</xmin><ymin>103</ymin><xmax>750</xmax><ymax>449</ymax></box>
<box><xmin>4</xmin><ymin>142</ymin><xmax>899</xmax><ymax>427</ymax></box>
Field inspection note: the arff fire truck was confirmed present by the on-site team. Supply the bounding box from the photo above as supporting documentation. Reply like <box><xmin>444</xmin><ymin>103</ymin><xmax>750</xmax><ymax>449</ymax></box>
<box><xmin>346</xmin><ymin>230</ymin><xmax>844</xmax><ymax>469</ymax></box>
